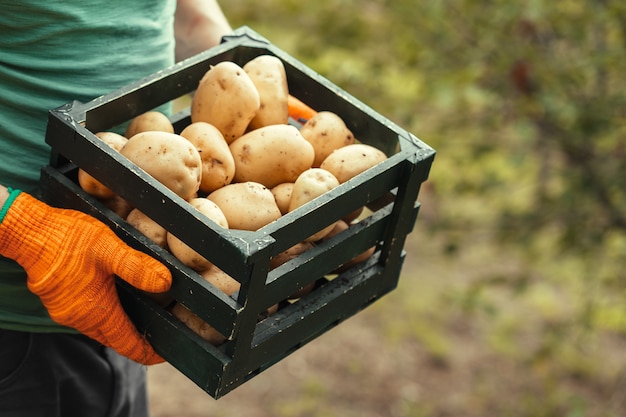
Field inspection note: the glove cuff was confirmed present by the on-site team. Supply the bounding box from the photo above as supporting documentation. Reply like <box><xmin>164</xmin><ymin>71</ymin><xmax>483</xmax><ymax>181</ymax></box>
<box><xmin>0</xmin><ymin>188</ymin><xmax>22</xmax><ymax>225</ymax></box>
<box><xmin>0</xmin><ymin>192</ymin><xmax>51</xmax><ymax>269</ymax></box>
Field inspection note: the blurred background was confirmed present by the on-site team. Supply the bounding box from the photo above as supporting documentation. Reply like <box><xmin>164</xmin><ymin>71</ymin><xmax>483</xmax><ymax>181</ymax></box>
<box><xmin>148</xmin><ymin>1</ymin><xmax>626</xmax><ymax>416</ymax></box>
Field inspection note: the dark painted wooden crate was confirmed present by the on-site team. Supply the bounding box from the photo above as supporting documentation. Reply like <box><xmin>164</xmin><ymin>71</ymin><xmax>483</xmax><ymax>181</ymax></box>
<box><xmin>38</xmin><ymin>26</ymin><xmax>435</xmax><ymax>398</ymax></box>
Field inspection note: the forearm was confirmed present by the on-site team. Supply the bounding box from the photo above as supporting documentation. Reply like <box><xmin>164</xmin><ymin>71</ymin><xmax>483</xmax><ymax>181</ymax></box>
<box><xmin>174</xmin><ymin>0</ymin><xmax>232</xmax><ymax>62</ymax></box>
<box><xmin>0</xmin><ymin>186</ymin><xmax>8</xmax><ymax>208</ymax></box>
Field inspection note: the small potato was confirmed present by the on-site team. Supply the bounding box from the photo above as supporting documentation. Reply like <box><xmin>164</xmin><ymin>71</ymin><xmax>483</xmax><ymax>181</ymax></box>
<box><xmin>126</xmin><ymin>208</ymin><xmax>168</xmax><ymax>249</ymax></box>
<box><xmin>229</xmin><ymin>124</ymin><xmax>315</xmax><ymax>188</ymax></box>
<box><xmin>101</xmin><ymin>195</ymin><xmax>134</xmax><ymax>219</ymax></box>
<box><xmin>244</xmin><ymin>55</ymin><xmax>289</xmax><ymax>130</ymax></box>
<box><xmin>125</xmin><ymin>111</ymin><xmax>174</xmax><ymax>138</ymax></box>
<box><xmin>95</xmin><ymin>131</ymin><xmax>129</xmax><ymax>149</ymax></box>
<box><xmin>180</xmin><ymin>122</ymin><xmax>236</xmax><ymax>193</ymax></box>
<box><xmin>320</xmin><ymin>143</ymin><xmax>387</xmax><ymax>184</ymax></box>
<box><xmin>169</xmin><ymin>303</ymin><xmax>226</xmax><ymax>345</ymax></box>
<box><xmin>336</xmin><ymin>246</ymin><xmax>376</xmax><ymax>273</ymax></box>
<box><xmin>343</xmin><ymin>206</ymin><xmax>364</xmax><ymax>224</ymax></box>
<box><xmin>207</xmin><ymin>182</ymin><xmax>282</xmax><ymax>231</ymax></box>
<box><xmin>191</xmin><ymin>61</ymin><xmax>260</xmax><ymax>143</ymax></box>
<box><xmin>288</xmin><ymin>168</ymin><xmax>340</xmax><ymax>211</ymax></box>
<box><xmin>199</xmin><ymin>265</ymin><xmax>240</xmax><ymax>296</ymax></box>
<box><xmin>320</xmin><ymin>220</ymin><xmax>376</xmax><ymax>273</ymax></box>
<box><xmin>270</xmin><ymin>241</ymin><xmax>314</xmax><ymax>270</ymax></box>
<box><xmin>167</xmin><ymin>198</ymin><xmax>228</xmax><ymax>271</ymax></box>
<box><xmin>288</xmin><ymin>168</ymin><xmax>340</xmax><ymax>242</ymax></box>
<box><xmin>266</xmin><ymin>304</ymin><xmax>279</xmax><ymax>316</ymax></box>
<box><xmin>120</xmin><ymin>131</ymin><xmax>202</xmax><ymax>200</ymax></box>
<box><xmin>270</xmin><ymin>182</ymin><xmax>294</xmax><ymax>215</ymax></box>
<box><xmin>299</xmin><ymin>111</ymin><xmax>355</xmax><ymax>167</ymax></box>
<box><xmin>78</xmin><ymin>170</ymin><xmax>115</xmax><ymax>200</ymax></box>
<box><xmin>78</xmin><ymin>131</ymin><xmax>128</xmax><ymax>199</ymax></box>
<box><xmin>270</xmin><ymin>241</ymin><xmax>316</xmax><ymax>299</ymax></box>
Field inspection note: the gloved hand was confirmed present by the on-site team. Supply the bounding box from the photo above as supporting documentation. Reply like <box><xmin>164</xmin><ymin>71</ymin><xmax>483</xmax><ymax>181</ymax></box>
<box><xmin>0</xmin><ymin>189</ymin><xmax>172</xmax><ymax>365</ymax></box>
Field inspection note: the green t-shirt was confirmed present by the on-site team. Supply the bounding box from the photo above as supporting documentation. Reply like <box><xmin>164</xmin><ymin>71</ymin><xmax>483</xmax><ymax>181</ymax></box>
<box><xmin>0</xmin><ymin>0</ymin><xmax>176</xmax><ymax>332</ymax></box>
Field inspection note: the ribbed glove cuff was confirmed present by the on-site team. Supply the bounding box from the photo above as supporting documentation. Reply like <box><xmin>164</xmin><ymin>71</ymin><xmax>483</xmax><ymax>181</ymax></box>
<box><xmin>0</xmin><ymin>188</ymin><xmax>22</xmax><ymax>225</ymax></box>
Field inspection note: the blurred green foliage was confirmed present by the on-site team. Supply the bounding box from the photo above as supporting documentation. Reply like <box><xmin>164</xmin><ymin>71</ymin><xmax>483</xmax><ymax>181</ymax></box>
<box><xmin>222</xmin><ymin>1</ymin><xmax>626</xmax><ymax>415</ymax></box>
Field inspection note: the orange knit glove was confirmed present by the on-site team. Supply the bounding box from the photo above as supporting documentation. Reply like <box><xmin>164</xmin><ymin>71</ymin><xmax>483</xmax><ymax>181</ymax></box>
<box><xmin>0</xmin><ymin>189</ymin><xmax>172</xmax><ymax>365</ymax></box>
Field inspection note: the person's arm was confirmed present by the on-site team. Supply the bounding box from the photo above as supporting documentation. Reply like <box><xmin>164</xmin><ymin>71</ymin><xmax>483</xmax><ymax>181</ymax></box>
<box><xmin>174</xmin><ymin>0</ymin><xmax>232</xmax><ymax>62</ymax></box>
<box><xmin>0</xmin><ymin>185</ymin><xmax>9</xmax><ymax>208</ymax></box>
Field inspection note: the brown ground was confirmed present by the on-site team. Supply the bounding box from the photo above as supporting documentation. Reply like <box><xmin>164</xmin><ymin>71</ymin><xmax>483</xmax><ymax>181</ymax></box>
<box><xmin>146</xmin><ymin>222</ymin><xmax>452</xmax><ymax>417</ymax></box>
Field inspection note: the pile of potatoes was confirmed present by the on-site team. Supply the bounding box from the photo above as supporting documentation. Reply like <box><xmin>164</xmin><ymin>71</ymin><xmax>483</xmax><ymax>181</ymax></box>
<box><xmin>78</xmin><ymin>55</ymin><xmax>388</xmax><ymax>345</ymax></box>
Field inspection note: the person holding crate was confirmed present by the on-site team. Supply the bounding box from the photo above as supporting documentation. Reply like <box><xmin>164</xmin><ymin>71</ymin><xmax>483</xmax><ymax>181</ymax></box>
<box><xmin>0</xmin><ymin>1</ymin><xmax>232</xmax><ymax>416</ymax></box>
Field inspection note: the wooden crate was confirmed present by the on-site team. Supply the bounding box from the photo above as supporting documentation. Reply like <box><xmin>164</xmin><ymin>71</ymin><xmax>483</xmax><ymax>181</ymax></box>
<box><xmin>39</xmin><ymin>26</ymin><xmax>435</xmax><ymax>398</ymax></box>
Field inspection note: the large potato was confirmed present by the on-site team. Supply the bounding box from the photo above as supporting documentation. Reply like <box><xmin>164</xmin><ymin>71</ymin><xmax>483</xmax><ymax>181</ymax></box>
<box><xmin>180</xmin><ymin>122</ymin><xmax>235</xmax><ymax>193</ymax></box>
<box><xmin>229</xmin><ymin>124</ymin><xmax>315</xmax><ymax>188</ymax></box>
<box><xmin>125</xmin><ymin>111</ymin><xmax>174</xmax><ymax>138</ymax></box>
<box><xmin>299</xmin><ymin>111</ymin><xmax>355</xmax><ymax>167</ymax></box>
<box><xmin>191</xmin><ymin>61</ymin><xmax>260</xmax><ymax>143</ymax></box>
<box><xmin>78</xmin><ymin>131</ymin><xmax>128</xmax><ymax>199</ymax></box>
<box><xmin>320</xmin><ymin>143</ymin><xmax>387</xmax><ymax>184</ymax></box>
<box><xmin>244</xmin><ymin>55</ymin><xmax>289</xmax><ymax>130</ymax></box>
<box><xmin>207</xmin><ymin>182</ymin><xmax>282</xmax><ymax>231</ymax></box>
<box><xmin>167</xmin><ymin>197</ymin><xmax>228</xmax><ymax>271</ymax></box>
<box><xmin>120</xmin><ymin>131</ymin><xmax>202</xmax><ymax>200</ymax></box>
<box><xmin>288</xmin><ymin>168</ymin><xmax>340</xmax><ymax>242</ymax></box>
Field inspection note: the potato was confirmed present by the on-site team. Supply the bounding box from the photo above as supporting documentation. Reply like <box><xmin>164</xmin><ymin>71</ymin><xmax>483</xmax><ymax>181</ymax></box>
<box><xmin>299</xmin><ymin>111</ymin><xmax>355</xmax><ymax>167</ymax></box>
<box><xmin>125</xmin><ymin>111</ymin><xmax>174</xmax><ymax>138</ymax></box>
<box><xmin>243</xmin><ymin>55</ymin><xmax>289</xmax><ymax>130</ymax></box>
<box><xmin>207</xmin><ymin>182</ymin><xmax>282</xmax><ymax>231</ymax></box>
<box><xmin>320</xmin><ymin>220</ymin><xmax>376</xmax><ymax>273</ymax></box>
<box><xmin>120</xmin><ymin>131</ymin><xmax>202</xmax><ymax>200</ymax></box>
<box><xmin>320</xmin><ymin>143</ymin><xmax>387</xmax><ymax>183</ymax></box>
<box><xmin>180</xmin><ymin>122</ymin><xmax>236</xmax><ymax>193</ymax></box>
<box><xmin>343</xmin><ymin>206</ymin><xmax>364</xmax><ymax>224</ymax></box>
<box><xmin>191</xmin><ymin>61</ymin><xmax>260</xmax><ymax>143</ymax></box>
<box><xmin>271</xmin><ymin>182</ymin><xmax>294</xmax><ymax>215</ymax></box>
<box><xmin>288</xmin><ymin>168</ymin><xmax>340</xmax><ymax>211</ymax></box>
<box><xmin>199</xmin><ymin>265</ymin><xmax>240</xmax><ymax>296</ymax></box>
<box><xmin>270</xmin><ymin>241</ymin><xmax>314</xmax><ymax>270</ymax></box>
<box><xmin>78</xmin><ymin>131</ymin><xmax>128</xmax><ymax>199</ymax></box>
<box><xmin>229</xmin><ymin>124</ymin><xmax>315</xmax><ymax>188</ymax></box>
<box><xmin>101</xmin><ymin>195</ymin><xmax>134</xmax><ymax>219</ymax></box>
<box><xmin>95</xmin><ymin>131</ymin><xmax>128</xmax><ymax>149</ymax></box>
<box><xmin>126</xmin><ymin>208</ymin><xmax>168</xmax><ymax>249</ymax></box>
<box><xmin>270</xmin><ymin>241</ymin><xmax>316</xmax><ymax>299</ymax></box>
<box><xmin>266</xmin><ymin>304</ymin><xmax>279</xmax><ymax>316</ymax></box>
<box><xmin>78</xmin><ymin>171</ymin><xmax>116</xmax><ymax>199</ymax></box>
<box><xmin>169</xmin><ymin>303</ymin><xmax>226</xmax><ymax>345</ymax></box>
<box><xmin>167</xmin><ymin>198</ymin><xmax>228</xmax><ymax>271</ymax></box>
<box><xmin>288</xmin><ymin>168</ymin><xmax>340</xmax><ymax>242</ymax></box>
